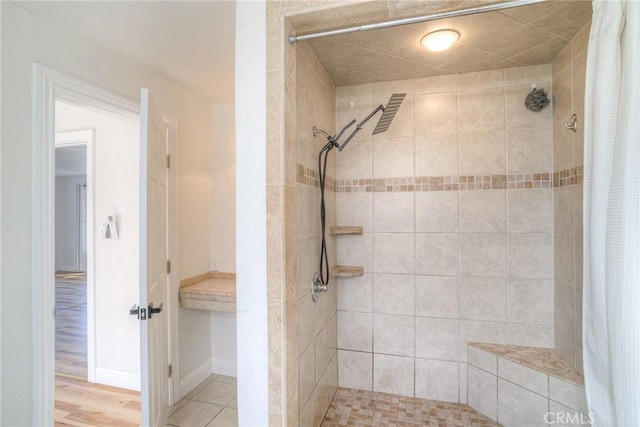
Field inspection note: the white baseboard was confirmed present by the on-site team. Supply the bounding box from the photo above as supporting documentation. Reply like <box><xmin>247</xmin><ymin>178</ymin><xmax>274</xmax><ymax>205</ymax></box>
<box><xmin>180</xmin><ymin>359</ymin><xmax>213</xmax><ymax>398</ymax></box>
<box><xmin>211</xmin><ymin>358</ymin><xmax>237</xmax><ymax>377</ymax></box>
<box><xmin>95</xmin><ymin>367</ymin><xmax>140</xmax><ymax>391</ymax></box>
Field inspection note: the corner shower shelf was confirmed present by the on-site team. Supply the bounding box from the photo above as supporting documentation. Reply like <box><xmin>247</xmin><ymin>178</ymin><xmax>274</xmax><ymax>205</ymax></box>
<box><xmin>333</xmin><ymin>266</ymin><xmax>364</xmax><ymax>277</ymax></box>
<box><xmin>331</xmin><ymin>226</ymin><xmax>363</xmax><ymax>235</ymax></box>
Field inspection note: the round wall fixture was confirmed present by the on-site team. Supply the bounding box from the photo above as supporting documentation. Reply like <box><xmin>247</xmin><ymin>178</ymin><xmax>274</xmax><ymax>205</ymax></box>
<box><xmin>420</xmin><ymin>29</ymin><xmax>460</xmax><ymax>52</ymax></box>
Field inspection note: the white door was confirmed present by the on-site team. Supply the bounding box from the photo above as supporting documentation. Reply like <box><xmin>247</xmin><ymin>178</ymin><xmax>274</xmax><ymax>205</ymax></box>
<box><xmin>139</xmin><ymin>88</ymin><xmax>169</xmax><ymax>426</ymax></box>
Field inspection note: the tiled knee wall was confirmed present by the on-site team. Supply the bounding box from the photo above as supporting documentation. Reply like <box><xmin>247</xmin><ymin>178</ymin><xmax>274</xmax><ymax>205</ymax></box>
<box><xmin>467</xmin><ymin>345</ymin><xmax>589</xmax><ymax>426</ymax></box>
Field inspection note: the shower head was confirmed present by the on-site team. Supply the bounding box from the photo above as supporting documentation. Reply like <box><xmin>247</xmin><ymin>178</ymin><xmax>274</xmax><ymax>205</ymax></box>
<box><xmin>372</xmin><ymin>93</ymin><xmax>406</xmax><ymax>135</ymax></box>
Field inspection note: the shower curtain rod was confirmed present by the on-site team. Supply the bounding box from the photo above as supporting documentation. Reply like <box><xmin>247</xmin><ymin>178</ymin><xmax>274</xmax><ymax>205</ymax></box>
<box><xmin>288</xmin><ymin>0</ymin><xmax>548</xmax><ymax>44</ymax></box>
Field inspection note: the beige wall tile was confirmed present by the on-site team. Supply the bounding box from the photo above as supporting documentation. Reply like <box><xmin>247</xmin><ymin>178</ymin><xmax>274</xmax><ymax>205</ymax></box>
<box><xmin>460</xmin><ymin>277</ymin><xmax>506</xmax><ymax>322</ymax></box>
<box><xmin>497</xmin><ymin>379</ymin><xmax>548</xmax><ymax>427</ymax></box>
<box><xmin>573</xmin><ymin>108</ymin><xmax>584</xmax><ymax>168</ymax></box>
<box><xmin>459</xmin><ymin>321</ymin><xmax>507</xmax><ymax>359</ymax></box>
<box><xmin>338</xmin><ymin>349</ymin><xmax>372</xmax><ymax>390</ymax></box>
<box><xmin>416</xmin><ymin>233</ymin><xmax>459</xmax><ymax>276</ymax></box>
<box><xmin>297</xmin><ymin>237</ymin><xmax>319</xmax><ymax>297</ymax></box>
<box><xmin>373</xmin><ymin>274</ymin><xmax>415</xmax><ymax>316</ymax></box>
<box><xmin>554</xmin><ymin>330</ymin><xmax>576</xmax><ymax>368</ymax></box>
<box><xmin>553</xmin><ymin>122</ymin><xmax>574</xmax><ymax>172</ymax></box>
<box><xmin>458</xmin><ymin>69</ymin><xmax>504</xmax><ymax>90</ymax></box>
<box><xmin>337</xmin><ymin>137</ymin><xmax>372</xmax><ymax>180</ymax></box>
<box><xmin>314</xmin><ymin>326</ymin><xmax>331</xmax><ymax>383</ymax></box>
<box><xmin>507</xmin><ymin>279</ymin><xmax>553</xmax><ymax>325</ymax></box>
<box><xmin>415</xmin><ymin>275</ymin><xmax>459</xmax><ymax>319</ymax></box>
<box><xmin>460</xmin><ymin>234</ymin><xmax>507</xmax><ymax>278</ymax></box>
<box><xmin>508</xmin><ymin>234</ymin><xmax>554</xmax><ymax>280</ymax></box>
<box><xmin>336</xmin><ymin>192</ymin><xmax>373</xmax><ymax>232</ymax></box>
<box><xmin>297</xmin><ymin>184</ymin><xmax>318</xmax><ymax>241</ymax></box>
<box><xmin>337</xmin><ymin>232</ymin><xmax>373</xmax><ymax>273</ymax></box>
<box><xmin>337</xmin><ymin>98</ymin><xmax>375</xmax><ymax>140</ymax></box>
<box><xmin>373</xmin><ymin>193</ymin><xmax>414</xmax><ymax>232</ymax></box>
<box><xmin>507</xmin><ymin>323</ymin><xmax>554</xmax><ymax>348</ymax></box>
<box><xmin>574</xmin><ymin>238</ymin><xmax>583</xmax><ymax>294</ymax></box>
<box><xmin>336</xmin><ymin>84</ymin><xmax>372</xmax><ymax>101</ymax></box>
<box><xmin>498</xmin><ymin>357</ymin><xmax>548</xmax><ymax>396</ymax></box>
<box><xmin>554</xmin><ymin>186</ymin><xmax>574</xmax><ymax>236</ymax></box>
<box><xmin>506</xmin><ymin>84</ymin><xmax>553</xmax><ymax>130</ymax></box>
<box><xmin>505</xmin><ymin>64</ymin><xmax>552</xmax><ymax>87</ymax></box>
<box><xmin>374</xmin><ymin>314</ymin><xmax>415</xmax><ymax>357</ymax></box>
<box><xmin>554</xmin><ymin>235</ymin><xmax>574</xmax><ymax>286</ymax></box>
<box><xmin>337</xmin><ymin>273</ymin><xmax>373</xmax><ymax>313</ymax></box>
<box><xmin>415</xmin><ymin>318</ymin><xmax>460</xmax><ymax>361</ymax></box>
<box><xmin>467</xmin><ymin>365</ymin><xmax>498</xmax><ymax>421</ymax></box>
<box><xmin>458</xmin><ymin>87</ymin><xmax>505</xmax><ymax>133</ymax></box>
<box><xmin>373</xmin><ymin>136</ymin><xmax>414</xmax><ymax>178</ymax></box>
<box><xmin>548</xmin><ymin>401</ymin><xmax>589</xmax><ymax>427</ymax></box>
<box><xmin>507</xmin><ymin>128</ymin><xmax>553</xmax><ymax>173</ymax></box>
<box><xmin>414</xmin><ymin>74</ymin><xmax>457</xmax><ymax>94</ymax></box>
<box><xmin>373</xmin><ymin>354</ymin><xmax>414</xmax><ymax>396</ymax></box>
<box><xmin>372</xmin><ymin>79</ymin><xmax>414</xmax><ymax>98</ymax></box>
<box><xmin>459</xmin><ymin>363</ymin><xmax>468</xmax><ymax>404</ymax></box>
<box><xmin>299</xmin><ymin>341</ymin><xmax>316</xmax><ymax>409</ymax></box>
<box><xmin>575</xmin><ymin>291</ymin><xmax>583</xmax><ymax>348</ymax></box>
<box><xmin>337</xmin><ymin>311</ymin><xmax>372</xmax><ymax>352</ymax></box>
<box><xmin>373</xmin><ymin>233</ymin><xmax>415</xmax><ymax>274</ymax></box>
<box><xmin>549</xmin><ymin>377</ymin><xmax>588</xmax><ymax>413</ymax></box>
<box><xmin>415</xmin><ymin>132</ymin><xmax>458</xmax><ymax>176</ymax></box>
<box><xmin>553</xmin><ymin>66</ymin><xmax>573</xmax><ymax>125</ymax></box>
<box><xmin>414</xmin><ymin>92</ymin><xmax>458</xmax><ymax>135</ymax></box>
<box><xmin>298</xmin><ymin>293</ymin><xmax>315</xmax><ymax>357</ymax></box>
<box><xmin>459</xmin><ymin>130</ymin><xmax>506</xmax><ymax>175</ymax></box>
<box><xmin>573</xmin><ymin>184</ymin><xmax>583</xmax><ymax>238</ymax></box>
<box><xmin>468</xmin><ymin>345</ymin><xmax>497</xmax><ymax>374</ymax></box>
<box><xmin>554</xmin><ymin>281</ymin><xmax>575</xmax><ymax>341</ymax></box>
<box><xmin>460</xmin><ymin>190</ymin><xmax>506</xmax><ymax>233</ymax></box>
<box><xmin>508</xmin><ymin>189</ymin><xmax>553</xmax><ymax>234</ymax></box>
<box><xmin>572</xmin><ymin>51</ymin><xmax>586</xmax><ymax>111</ymax></box>
<box><xmin>415</xmin><ymin>359</ymin><xmax>459</xmax><ymax>402</ymax></box>
<box><xmin>415</xmin><ymin>191</ymin><xmax>459</xmax><ymax>233</ymax></box>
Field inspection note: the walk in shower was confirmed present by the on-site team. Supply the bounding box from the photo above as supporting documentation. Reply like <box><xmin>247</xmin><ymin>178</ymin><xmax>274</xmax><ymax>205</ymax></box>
<box><xmin>265</xmin><ymin>0</ymin><xmax>593</xmax><ymax>425</ymax></box>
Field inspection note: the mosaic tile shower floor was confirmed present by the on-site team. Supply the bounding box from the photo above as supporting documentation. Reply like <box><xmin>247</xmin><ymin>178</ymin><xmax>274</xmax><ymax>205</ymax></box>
<box><xmin>322</xmin><ymin>388</ymin><xmax>500</xmax><ymax>427</ymax></box>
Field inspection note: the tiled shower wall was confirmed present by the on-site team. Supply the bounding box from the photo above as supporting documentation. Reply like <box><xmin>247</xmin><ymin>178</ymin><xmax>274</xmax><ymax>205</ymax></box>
<box><xmin>335</xmin><ymin>65</ymin><xmax>555</xmax><ymax>403</ymax></box>
<box><xmin>552</xmin><ymin>23</ymin><xmax>589</xmax><ymax>374</ymax></box>
<box><xmin>295</xmin><ymin>40</ymin><xmax>339</xmax><ymax>425</ymax></box>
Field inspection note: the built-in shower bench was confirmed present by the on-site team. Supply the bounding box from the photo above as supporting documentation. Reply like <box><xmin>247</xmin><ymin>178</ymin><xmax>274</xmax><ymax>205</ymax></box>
<box><xmin>467</xmin><ymin>343</ymin><xmax>589</xmax><ymax>427</ymax></box>
<box><xmin>179</xmin><ymin>272</ymin><xmax>236</xmax><ymax>312</ymax></box>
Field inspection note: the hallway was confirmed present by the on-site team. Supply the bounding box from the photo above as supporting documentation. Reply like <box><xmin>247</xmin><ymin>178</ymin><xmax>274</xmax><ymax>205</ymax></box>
<box><xmin>55</xmin><ymin>272</ymin><xmax>88</xmax><ymax>377</ymax></box>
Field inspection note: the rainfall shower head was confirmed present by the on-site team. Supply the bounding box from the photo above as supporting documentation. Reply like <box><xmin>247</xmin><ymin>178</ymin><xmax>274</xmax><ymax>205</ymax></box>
<box><xmin>373</xmin><ymin>93</ymin><xmax>406</xmax><ymax>135</ymax></box>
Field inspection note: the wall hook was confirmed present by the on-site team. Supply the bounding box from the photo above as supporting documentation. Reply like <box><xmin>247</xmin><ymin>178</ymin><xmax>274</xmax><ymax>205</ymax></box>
<box><xmin>565</xmin><ymin>113</ymin><xmax>577</xmax><ymax>132</ymax></box>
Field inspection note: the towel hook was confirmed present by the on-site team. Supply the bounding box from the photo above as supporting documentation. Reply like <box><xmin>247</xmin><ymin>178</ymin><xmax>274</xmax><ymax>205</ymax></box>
<box><xmin>565</xmin><ymin>113</ymin><xmax>577</xmax><ymax>132</ymax></box>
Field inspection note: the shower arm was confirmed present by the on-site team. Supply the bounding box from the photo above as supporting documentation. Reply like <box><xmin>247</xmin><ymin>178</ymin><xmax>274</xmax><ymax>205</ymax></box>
<box><xmin>314</xmin><ymin>103</ymin><xmax>385</xmax><ymax>152</ymax></box>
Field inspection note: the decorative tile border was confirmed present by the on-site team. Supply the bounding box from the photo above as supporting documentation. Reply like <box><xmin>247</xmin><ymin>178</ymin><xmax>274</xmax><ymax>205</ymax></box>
<box><xmin>554</xmin><ymin>165</ymin><xmax>583</xmax><ymax>188</ymax></box>
<box><xmin>296</xmin><ymin>163</ymin><xmax>337</xmax><ymax>192</ymax></box>
<box><xmin>296</xmin><ymin>164</ymin><xmax>578</xmax><ymax>192</ymax></box>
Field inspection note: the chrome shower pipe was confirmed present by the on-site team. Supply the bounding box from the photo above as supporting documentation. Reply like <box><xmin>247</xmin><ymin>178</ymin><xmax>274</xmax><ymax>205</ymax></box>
<box><xmin>288</xmin><ymin>0</ymin><xmax>548</xmax><ymax>44</ymax></box>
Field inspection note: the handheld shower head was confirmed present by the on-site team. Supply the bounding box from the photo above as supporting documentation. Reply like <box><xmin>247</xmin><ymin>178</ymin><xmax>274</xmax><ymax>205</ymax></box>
<box><xmin>373</xmin><ymin>93</ymin><xmax>406</xmax><ymax>135</ymax></box>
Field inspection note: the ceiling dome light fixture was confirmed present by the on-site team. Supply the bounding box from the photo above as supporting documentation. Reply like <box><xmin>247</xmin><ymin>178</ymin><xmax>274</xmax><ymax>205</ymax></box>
<box><xmin>420</xmin><ymin>29</ymin><xmax>460</xmax><ymax>52</ymax></box>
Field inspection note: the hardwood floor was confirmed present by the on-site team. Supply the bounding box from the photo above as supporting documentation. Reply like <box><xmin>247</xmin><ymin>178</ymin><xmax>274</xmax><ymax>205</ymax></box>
<box><xmin>55</xmin><ymin>272</ymin><xmax>141</xmax><ymax>426</ymax></box>
<box><xmin>55</xmin><ymin>375</ymin><xmax>140</xmax><ymax>427</ymax></box>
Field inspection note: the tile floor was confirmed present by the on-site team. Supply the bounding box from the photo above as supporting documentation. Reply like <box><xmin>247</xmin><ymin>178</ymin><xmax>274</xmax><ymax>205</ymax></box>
<box><xmin>167</xmin><ymin>374</ymin><xmax>237</xmax><ymax>427</ymax></box>
<box><xmin>168</xmin><ymin>378</ymin><xmax>499</xmax><ymax>427</ymax></box>
<box><xmin>321</xmin><ymin>388</ymin><xmax>500</xmax><ymax>427</ymax></box>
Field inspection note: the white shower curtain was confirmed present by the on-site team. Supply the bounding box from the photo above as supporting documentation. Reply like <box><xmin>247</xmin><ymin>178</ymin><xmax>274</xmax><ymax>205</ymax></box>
<box><xmin>583</xmin><ymin>1</ymin><xmax>640</xmax><ymax>426</ymax></box>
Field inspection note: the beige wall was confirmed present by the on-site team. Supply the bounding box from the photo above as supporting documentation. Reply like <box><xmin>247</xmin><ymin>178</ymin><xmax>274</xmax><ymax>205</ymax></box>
<box><xmin>552</xmin><ymin>22</ymin><xmax>589</xmax><ymax>374</ymax></box>
<box><xmin>335</xmin><ymin>65</ymin><xmax>555</xmax><ymax>402</ymax></box>
<box><xmin>266</xmin><ymin>3</ymin><xmax>338</xmax><ymax>425</ymax></box>
<box><xmin>295</xmin><ymin>40</ymin><xmax>338</xmax><ymax>426</ymax></box>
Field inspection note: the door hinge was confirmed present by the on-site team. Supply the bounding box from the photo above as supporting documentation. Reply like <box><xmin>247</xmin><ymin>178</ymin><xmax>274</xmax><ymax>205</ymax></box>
<box><xmin>168</xmin><ymin>364</ymin><xmax>173</xmax><ymax>378</ymax></box>
<box><xmin>167</xmin><ymin>260</ymin><xmax>171</xmax><ymax>274</ymax></box>
<box><xmin>167</xmin><ymin>154</ymin><xmax>171</xmax><ymax>169</ymax></box>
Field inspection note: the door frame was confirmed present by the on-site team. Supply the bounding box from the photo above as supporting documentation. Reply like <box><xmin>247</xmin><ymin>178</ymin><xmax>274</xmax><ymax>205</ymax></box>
<box><xmin>32</xmin><ymin>64</ymin><xmax>178</xmax><ymax>424</ymax></box>
<box><xmin>54</xmin><ymin>129</ymin><xmax>96</xmax><ymax>381</ymax></box>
